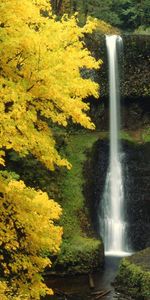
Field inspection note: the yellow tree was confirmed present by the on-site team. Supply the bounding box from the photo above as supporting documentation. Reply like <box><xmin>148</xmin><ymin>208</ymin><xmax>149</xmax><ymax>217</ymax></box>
<box><xmin>0</xmin><ymin>0</ymin><xmax>101</xmax><ymax>169</ymax></box>
<box><xmin>0</xmin><ymin>173</ymin><xmax>62</xmax><ymax>299</ymax></box>
<box><xmin>0</xmin><ymin>0</ymin><xmax>101</xmax><ymax>299</ymax></box>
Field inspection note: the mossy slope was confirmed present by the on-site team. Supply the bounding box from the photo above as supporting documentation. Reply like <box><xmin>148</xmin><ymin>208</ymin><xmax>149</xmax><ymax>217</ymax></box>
<box><xmin>54</xmin><ymin>132</ymin><xmax>104</xmax><ymax>273</ymax></box>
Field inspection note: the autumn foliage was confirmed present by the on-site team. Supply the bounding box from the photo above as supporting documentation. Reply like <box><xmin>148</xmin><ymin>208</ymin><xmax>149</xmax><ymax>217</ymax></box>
<box><xmin>0</xmin><ymin>0</ymin><xmax>100</xmax><ymax>298</ymax></box>
<box><xmin>0</xmin><ymin>0</ymin><xmax>101</xmax><ymax>169</ymax></box>
<box><xmin>0</xmin><ymin>173</ymin><xmax>62</xmax><ymax>299</ymax></box>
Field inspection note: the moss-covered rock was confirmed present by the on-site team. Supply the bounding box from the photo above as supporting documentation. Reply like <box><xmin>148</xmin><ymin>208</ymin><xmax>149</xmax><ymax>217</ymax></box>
<box><xmin>53</xmin><ymin>132</ymin><xmax>104</xmax><ymax>273</ymax></box>
<box><xmin>55</xmin><ymin>236</ymin><xmax>102</xmax><ymax>274</ymax></box>
<box><xmin>115</xmin><ymin>248</ymin><xmax>150</xmax><ymax>300</ymax></box>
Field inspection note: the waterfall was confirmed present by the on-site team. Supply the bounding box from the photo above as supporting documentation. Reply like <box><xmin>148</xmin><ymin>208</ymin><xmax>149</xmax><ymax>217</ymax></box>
<box><xmin>99</xmin><ymin>35</ymin><xmax>130</xmax><ymax>256</ymax></box>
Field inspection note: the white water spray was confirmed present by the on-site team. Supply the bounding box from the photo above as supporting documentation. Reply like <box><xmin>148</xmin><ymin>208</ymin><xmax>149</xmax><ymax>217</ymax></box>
<box><xmin>99</xmin><ymin>35</ymin><xmax>130</xmax><ymax>256</ymax></box>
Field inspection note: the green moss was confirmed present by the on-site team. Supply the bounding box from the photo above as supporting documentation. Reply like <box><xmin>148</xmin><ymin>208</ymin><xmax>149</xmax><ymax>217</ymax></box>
<box><xmin>142</xmin><ymin>127</ymin><xmax>150</xmax><ymax>143</ymax></box>
<box><xmin>59</xmin><ymin>132</ymin><xmax>106</xmax><ymax>237</ymax></box>
<box><xmin>120</xmin><ymin>129</ymin><xmax>150</xmax><ymax>144</ymax></box>
<box><xmin>116</xmin><ymin>248</ymin><xmax>150</xmax><ymax>299</ymax></box>
<box><xmin>57</xmin><ymin>236</ymin><xmax>102</xmax><ymax>273</ymax></box>
<box><xmin>55</xmin><ymin>132</ymin><xmax>104</xmax><ymax>273</ymax></box>
<box><xmin>120</xmin><ymin>130</ymin><xmax>134</xmax><ymax>142</ymax></box>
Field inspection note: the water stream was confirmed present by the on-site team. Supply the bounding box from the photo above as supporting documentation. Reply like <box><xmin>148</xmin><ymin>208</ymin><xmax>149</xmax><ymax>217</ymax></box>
<box><xmin>44</xmin><ymin>257</ymin><xmax>127</xmax><ymax>300</ymax></box>
<box><xmin>99</xmin><ymin>35</ymin><xmax>130</xmax><ymax>256</ymax></box>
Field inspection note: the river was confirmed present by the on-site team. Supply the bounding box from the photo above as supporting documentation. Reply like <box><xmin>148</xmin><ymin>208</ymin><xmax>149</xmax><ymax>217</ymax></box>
<box><xmin>44</xmin><ymin>256</ymin><xmax>131</xmax><ymax>300</ymax></box>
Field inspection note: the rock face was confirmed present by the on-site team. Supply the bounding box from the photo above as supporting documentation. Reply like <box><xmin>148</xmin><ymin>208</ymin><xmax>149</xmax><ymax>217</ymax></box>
<box><xmin>86</xmin><ymin>34</ymin><xmax>150</xmax><ymax>98</ymax></box>
<box><xmin>123</xmin><ymin>141</ymin><xmax>150</xmax><ymax>250</ymax></box>
<box><xmin>122</xmin><ymin>35</ymin><xmax>150</xmax><ymax>98</ymax></box>
<box><xmin>86</xmin><ymin>34</ymin><xmax>150</xmax><ymax>131</ymax></box>
<box><xmin>84</xmin><ymin>139</ymin><xmax>150</xmax><ymax>252</ymax></box>
<box><xmin>84</xmin><ymin>140</ymin><xmax>109</xmax><ymax>236</ymax></box>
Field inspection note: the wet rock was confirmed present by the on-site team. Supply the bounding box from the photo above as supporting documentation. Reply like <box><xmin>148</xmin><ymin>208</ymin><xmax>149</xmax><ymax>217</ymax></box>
<box><xmin>86</xmin><ymin>34</ymin><xmax>150</xmax><ymax>99</ymax></box>
<box><xmin>84</xmin><ymin>139</ymin><xmax>150</xmax><ymax>251</ymax></box>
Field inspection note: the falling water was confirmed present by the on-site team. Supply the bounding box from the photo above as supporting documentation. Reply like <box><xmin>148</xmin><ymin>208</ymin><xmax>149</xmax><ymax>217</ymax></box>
<box><xmin>99</xmin><ymin>35</ymin><xmax>129</xmax><ymax>256</ymax></box>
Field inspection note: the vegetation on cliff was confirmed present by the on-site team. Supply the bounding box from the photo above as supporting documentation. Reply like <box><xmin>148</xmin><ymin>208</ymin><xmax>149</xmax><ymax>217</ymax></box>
<box><xmin>54</xmin><ymin>132</ymin><xmax>104</xmax><ymax>273</ymax></box>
